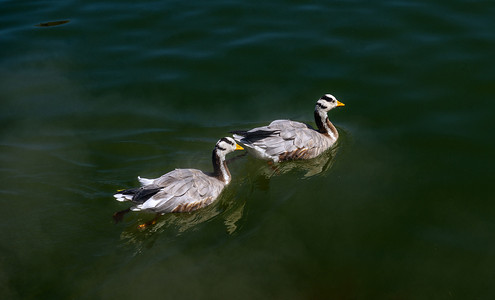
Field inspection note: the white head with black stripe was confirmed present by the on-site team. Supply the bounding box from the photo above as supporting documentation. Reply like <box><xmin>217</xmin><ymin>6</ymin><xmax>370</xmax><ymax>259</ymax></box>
<box><xmin>315</xmin><ymin>94</ymin><xmax>345</xmax><ymax>112</ymax></box>
<box><xmin>215</xmin><ymin>137</ymin><xmax>243</xmax><ymax>157</ymax></box>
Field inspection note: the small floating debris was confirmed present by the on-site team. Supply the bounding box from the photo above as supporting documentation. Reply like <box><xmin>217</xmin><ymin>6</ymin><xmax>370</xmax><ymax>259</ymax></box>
<box><xmin>35</xmin><ymin>20</ymin><xmax>70</xmax><ymax>27</ymax></box>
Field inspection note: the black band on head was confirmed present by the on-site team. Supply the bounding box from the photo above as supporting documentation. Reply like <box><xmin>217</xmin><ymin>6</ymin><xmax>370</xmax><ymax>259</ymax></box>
<box><xmin>321</xmin><ymin>95</ymin><xmax>333</xmax><ymax>101</ymax></box>
<box><xmin>316</xmin><ymin>102</ymin><xmax>328</xmax><ymax>109</ymax></box>
<box><xmin>220</xmin><ymin>137</ymin><xmax>234</xmax><ymax>146</ymax></box>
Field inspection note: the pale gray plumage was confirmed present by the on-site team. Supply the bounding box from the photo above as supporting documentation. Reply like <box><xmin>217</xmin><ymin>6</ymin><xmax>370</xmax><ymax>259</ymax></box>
<box><xmin>114</xmin><ymin>137</ymin><xmax>243</xmax><ymax>214</ymax></box>
<box><xmin>232</xmin><ymin>94</ymin><xmax>345</xmax><ymax>163</ymax></box>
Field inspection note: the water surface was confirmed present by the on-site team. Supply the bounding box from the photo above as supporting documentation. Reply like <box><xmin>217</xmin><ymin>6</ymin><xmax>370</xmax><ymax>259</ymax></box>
<box><xmin>1</xmin><ymin>0</ymin><xmax>494</xmax><ymax>299</ymax></box>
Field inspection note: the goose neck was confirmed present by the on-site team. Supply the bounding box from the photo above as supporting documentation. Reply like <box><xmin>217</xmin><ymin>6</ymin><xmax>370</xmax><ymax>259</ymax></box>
<box><xmin>314</xmin><ymin>109</ymin><xmax>338</xmax><ymax>140</ymax></box>
<box><xmin>212</xmin><ymin>149</ymin><xmax>231</xmax><ymax>184</ymax></box>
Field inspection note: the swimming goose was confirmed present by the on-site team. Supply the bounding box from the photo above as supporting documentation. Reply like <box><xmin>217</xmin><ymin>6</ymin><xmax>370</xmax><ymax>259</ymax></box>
<box><xmin>113</xmin><ymin>137</ymin><xmax>243</xmax><ymax>217</ymax></box>
<box><xmin>231</xmin><ymin>94</ymin><xmax>344</xmax><ymax>163</ymax></box>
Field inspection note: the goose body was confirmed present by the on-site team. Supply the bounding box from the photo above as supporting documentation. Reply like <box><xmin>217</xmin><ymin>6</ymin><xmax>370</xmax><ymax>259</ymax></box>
<box><xmin>114</xmin><ymin>137</ymin><xmax>243</xmax><ymax>214</ymax></box>
<box><xmin>232</xmin><ymin>94</ymin><xmax>344</xmax><ymax>163</ymax></box>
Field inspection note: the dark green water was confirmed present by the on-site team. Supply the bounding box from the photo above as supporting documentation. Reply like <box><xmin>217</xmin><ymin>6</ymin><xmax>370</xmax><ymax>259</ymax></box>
<box><xmin>1</xmin><ymin>0</ymin><xmax>494</xmax><ymax>299</ymax></box>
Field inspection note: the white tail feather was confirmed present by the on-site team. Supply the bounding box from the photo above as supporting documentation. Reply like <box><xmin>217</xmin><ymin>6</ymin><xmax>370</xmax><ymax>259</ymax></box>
<box><xmin>114</xmin><ymin>193</ymin><xmax>132</xmax><ymax>202</ymax></box>
<box><xmin>138</xmin><ymin>176</ymin><xmax>154</xmax><ymax>186</ymax></box>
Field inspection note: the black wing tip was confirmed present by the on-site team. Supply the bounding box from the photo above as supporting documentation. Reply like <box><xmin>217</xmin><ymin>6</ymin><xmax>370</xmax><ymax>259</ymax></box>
<box><xmin>232</xmin><ymin>129</ymin><xmax>280</xmax><ymax>143</ymax></box>
<box><xmin>230</xmin><ymin>130</ymin><xmax>248</xmax><ymax>136</ymax></box>
<box><xmin>116</xmin><ymin>187</ymin><xmax>162</xmax><ymax>204</ymax></box>
<box><xmin>115</xmin><ymin>188</ymin><xmax>138</xmax><ymax>196</ymax></box>
<box><xmin>133</xmin><ymin>187</ymin><xmax>163</xmax><ymax>204</ymax></box>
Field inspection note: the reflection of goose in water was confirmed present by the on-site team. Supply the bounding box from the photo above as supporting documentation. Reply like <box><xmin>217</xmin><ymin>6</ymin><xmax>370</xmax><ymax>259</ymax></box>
<box><xmin>119</xmin><ymin>189</ymin><xmax>246</xmax><ymax>253</ymax></box>
<box><xmin>268</xmin><ymin>141</ymin><xmax>339</xmax><ymax>178</ymax></box>
<box><xmin>231</xmin><ymin>94</ymin><xmax>344</xmax><ymax>163</ymax></box>
<box><xmin>113</xmin><ymin>137</ymin><xmax>243</xmax><ymax>225</ymax></box>
<box><xmin>249</xmin><ymin>140</ymin><xmax>341</xmax><ymax>179</ymax></box>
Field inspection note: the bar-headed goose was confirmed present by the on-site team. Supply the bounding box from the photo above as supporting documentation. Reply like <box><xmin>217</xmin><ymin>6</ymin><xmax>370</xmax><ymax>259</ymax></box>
<box><xmin>231</xmin><ymin>94</ymin><xmax>344</xmax><ymax>163</ymax></box>
<box><xmin>113</xmin><ymin>137</ymin><xmax>243</xmax><ymax>219</ymax></box>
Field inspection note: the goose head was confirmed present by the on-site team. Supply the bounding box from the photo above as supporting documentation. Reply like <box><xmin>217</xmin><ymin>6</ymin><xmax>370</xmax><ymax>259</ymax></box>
<box><xmin>315</xmin><ymin>94</ymin><xmax>345</xmax><ymax>113</ymax></box>
<box><xmin>212</xmin><ymin>137</ymin><xmax>243</xmax><ymax>184</ymax></box>
<box><xmin>214</xmin><ymin>137</ymin><xmax>244</xmax><ymax>159</ymax></box>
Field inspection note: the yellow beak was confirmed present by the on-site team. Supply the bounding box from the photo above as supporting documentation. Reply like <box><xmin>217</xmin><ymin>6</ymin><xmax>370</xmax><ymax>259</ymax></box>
<box><xmin>235</xmin><ymin>144</ymin><xmax>244</xmax><ymax>150</ymax></box>
<box><xmin>337</xmin><ymin>100</ymin><xmax>345</xmax><ymax>107</ymax></box>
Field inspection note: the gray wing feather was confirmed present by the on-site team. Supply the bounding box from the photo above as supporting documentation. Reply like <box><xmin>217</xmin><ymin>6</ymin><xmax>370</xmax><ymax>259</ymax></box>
<box><xmin>264</xmin><ymin>120</ymin><xmax>313</xmax><ymax>153</ymax></box>
<box><xmin>268</xmin><ymin>119</ymin><xmax>308</xmax><ymax>129</ymax></box>
<box><xmin>237</xmin><ymin>120</ymin><xmax>329</xmax><ymax>161</ymax></box>
<box><xmin>137</xmin><ymin>169</ymin><xmax>225</xmax><ymax>213</ymax></box>
<box><xmin>197</xmin><ymin>175</ymin><xmax>210</xmax><ymax>197</ymax></box>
